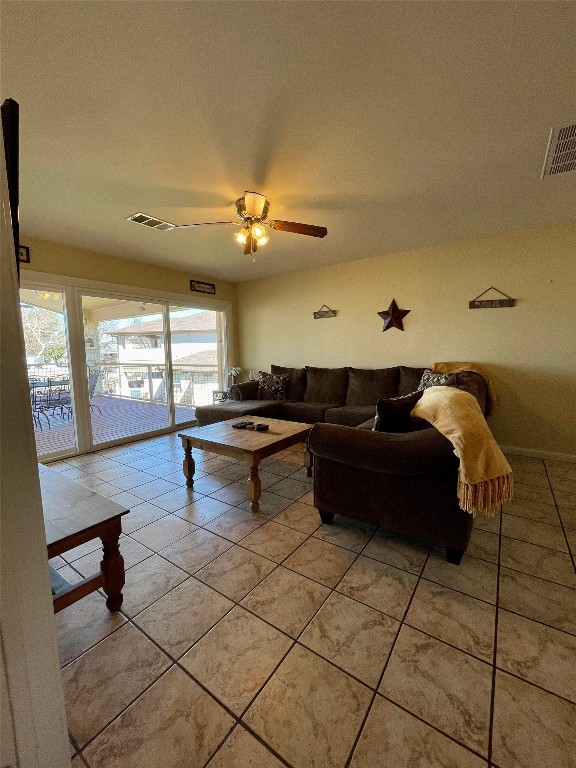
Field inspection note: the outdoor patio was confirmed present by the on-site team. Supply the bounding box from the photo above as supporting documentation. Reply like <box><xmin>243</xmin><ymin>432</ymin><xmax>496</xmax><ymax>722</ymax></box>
<box><xmin>33</xmin><ymin>395</ymin><xmax>197</xmax><ymax>457</ymax></box>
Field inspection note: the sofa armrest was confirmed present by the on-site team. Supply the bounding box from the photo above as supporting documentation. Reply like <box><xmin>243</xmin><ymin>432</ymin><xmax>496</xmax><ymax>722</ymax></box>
<box><xmin>308</xmin><ymin>423</ymin><xmax>458</xmax><ymax>476</ymax></box>
<box><xmin>229</xmin><ymin>381</ymin><xmax>259</xmax><ymax>401</ymax></box>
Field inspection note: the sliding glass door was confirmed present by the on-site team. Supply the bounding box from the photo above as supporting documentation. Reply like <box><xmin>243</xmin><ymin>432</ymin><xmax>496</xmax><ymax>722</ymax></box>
<box><xmin>168</xmin><ymin>305</ymin><xmax>220</xmax><ymax>426</ymax></box>
<box><xmin>20</xmin><ymin>278</ymin><xmax>227</xmax><ymax>459</ymax></box>
<box><xmin>19</xmin><ymin>286</ymin><xmax>78</xmax><ymax>458</ymax></box>
<box><xmin>81</xmin><ymin>295</ymin><xmax>170</xmax><ymax>446</ymax></box>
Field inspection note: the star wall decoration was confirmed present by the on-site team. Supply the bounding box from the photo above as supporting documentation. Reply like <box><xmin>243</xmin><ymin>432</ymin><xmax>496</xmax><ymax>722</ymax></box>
<box><xmin>378</xmin><ymin>299</ymin><xmax>411</xmax><ymax>332</ymax></box>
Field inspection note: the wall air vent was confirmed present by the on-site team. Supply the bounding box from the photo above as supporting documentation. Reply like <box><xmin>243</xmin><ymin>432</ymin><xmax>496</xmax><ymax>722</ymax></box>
<box><xmin>541</xmin><ymin>124</ymin><xmax>576</xmax><ymax>178</ymax></box>
<box><xmin>126</xmin><ymin>212</ymin><xmax>175</xmax><ymax>230</ymax></box>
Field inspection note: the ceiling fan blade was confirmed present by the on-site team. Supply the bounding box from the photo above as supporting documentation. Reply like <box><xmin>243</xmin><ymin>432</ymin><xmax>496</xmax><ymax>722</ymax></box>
<box><xmin>268</xmin><ymin>220</ymin><xmax>327</xmax><ymax>238</ymax></box>
<box><xmin>127</xmin><ymin>213</ymin><xmax>239</xmax><ymax>231</ymax></box>
<box><xmin>172</xmin><ymin>221</ymin><xmax>238</xmax><ymax>229</ymax></box>
<box><xmin>244</xmin><ymin>234</ymin><xmax>253</xmax><ymax>256</ymax></box>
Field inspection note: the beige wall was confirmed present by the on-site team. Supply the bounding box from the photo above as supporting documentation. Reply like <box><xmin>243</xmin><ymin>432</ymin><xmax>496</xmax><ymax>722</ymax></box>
<box><xmin>20</xmin><ymin>235</ymin><xmax>237</xmax><ymax>304</ymax></box>
<box><xmin>237</xmin><ymin>221</ymin><xmax>576</xmax><ymax>456</ymax></box>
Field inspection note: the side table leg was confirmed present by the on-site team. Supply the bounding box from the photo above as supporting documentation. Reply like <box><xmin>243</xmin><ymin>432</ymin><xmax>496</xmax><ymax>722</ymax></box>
<box><xmin>100</xmin><ymin>521</ymin><xmax>125</xmax><ymax>611</ymax></box>
<box><xmin>182</xmin><ymin>442</ymin><xmax>196</xmax><ymax>488</ymax></box>
<box><xmin>247</xmin><ymin>461</ymin><xmax>262</xmax><ymax>514</ymax></box>
<box><xmin>304</xmin><ymin>447</ymin><xmax>313</xmax><ymax>478</ymax></box>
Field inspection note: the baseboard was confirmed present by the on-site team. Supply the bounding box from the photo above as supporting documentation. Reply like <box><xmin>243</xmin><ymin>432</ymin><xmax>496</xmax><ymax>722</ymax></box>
<box><xmin>501</xmin><ymin>445</ymin><xmax>576</xmax><ymax>464</ymax></box>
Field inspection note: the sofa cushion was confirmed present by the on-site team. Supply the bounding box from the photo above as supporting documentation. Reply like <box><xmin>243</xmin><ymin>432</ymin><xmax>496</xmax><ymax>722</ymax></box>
<box><xmin>346</xmin><ymin>367</ymin><xmax>399</xmax><ymax>406</ymax></box>
<box><xmin>271</xmin><ymin>365</ymin><xmax>307</xmax><ymax>401</ymax></box>
<box><xmin>398</xmin><ymin>366</ymin><xmax>426</xmax><ymax>396</ymax></box>
<box><xmin>304</xmin><ymin>367</ymin><xmax>348</xmax><ymax>405</ymax></box>
<box><xmin>257</xmin><ymin>371</ymin><xmax>289</xmax><ymax>400</ymax></box>
<box><xmin>418</xmin><ymin>369</ymin><xmax>457</xmax><ymax>390</ymax></box>
<box><xmin>195</xmin><ymin>400</ymin><xmax>281</xmax><ymax>426</ymax></box>
<box><xmin>230</xmin><ymin>380</ymin><xmax>259</xmax><ymax>401</ymax></box>
<box><xmin>325</xmin><ymin>405</ymin><xmax>376</xmax><ymax>427</ymax></box>
<box><xmin>373</xmin><ymin>391</ymin><xmax>424</xmax><ymax>433</ymax></box>
<box><xmin>278</xmin><ymin>401</ymin><xmax>336</xmax><ymax>424</ymax></box>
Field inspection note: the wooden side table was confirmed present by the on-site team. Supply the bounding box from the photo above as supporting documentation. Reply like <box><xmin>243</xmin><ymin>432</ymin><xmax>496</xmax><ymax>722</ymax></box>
<box><xmin>212</xmin><ymin>388</ymin><xmax>233</xmax><ymax>403</ymax></box>
<box><xmin>40</xmin><ymin>465</ymin><xmax>130</xmax><ymax>612</ymax></box>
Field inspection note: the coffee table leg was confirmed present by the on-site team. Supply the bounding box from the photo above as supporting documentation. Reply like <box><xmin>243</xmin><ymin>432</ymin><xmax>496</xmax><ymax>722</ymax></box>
<box><xmin>304</xmin><ymin>447</ymin><xmax>313</xmax><ymax>477</ymax></box>
<box><xmin>182</xmin><ymin>442</ymin><xmax>195</xmax><ymax>488</ymax></box>
<box><xmin>247</xmin><ymin>460</ymin><xmax>262</xmax><ymax>514</ymax></box>
<box><xmin>100</xmin><ymin>520</ymin><xmax>125</xmax><ymax>611</ymax></box>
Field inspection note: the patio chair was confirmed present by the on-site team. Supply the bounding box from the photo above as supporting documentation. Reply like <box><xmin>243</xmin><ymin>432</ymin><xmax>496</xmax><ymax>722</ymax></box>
<box><xmin>88</xmin><ymin>370</ymin><xmax>102</xmax><ymax>415</ymax></box>
<box><xmin>30</xmin><ymin>390</ymin><xmax>51</xmax><ymax>430</ymax></box>
<box><xmin>47</xmin><ymin>375</ymin><xmax>72</xmax><ymax>417</ymax></box>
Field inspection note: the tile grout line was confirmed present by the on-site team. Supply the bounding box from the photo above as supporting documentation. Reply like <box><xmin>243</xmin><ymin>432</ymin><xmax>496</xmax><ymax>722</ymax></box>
<box><xmin>343</xmin><ymin>546</ymin><xmax>432</xmax><ymax>768</ymax></box>
<box><xmin>203</xmin><ymin>722</ymin><xmax>295</xmax><ymax>768</ymax></box>
<box><xmin>543</xmin><ymin>462</ymin><xmax>576</xmax><ymax>574</ymax></box>
<box><xmin>76</xmin><ymin>594</ymin><xmax>280</xmax><ymax>764</ymax></box>
<box><xmin>73</xmin><ymin>629</ymin><xmax>178</xmax><ymax>756</ymax></box>
<box><xmin>487</xmin><ymin>500</ymin><xmax>504</xmax><ymax>768</ymax></box>
<box><xmin>59</xmin><ymin>443</ymin><xmax>574</xmax><ymax>766</ymax></box>
<box><xmin>62</xmin><ymin>463</ymin><xmax>575</xmax><ymax>668</ymax></box>
<box><xmin>110</xmin><ymin>505</ymin><xmax>377</xmax><ymax>763</ymax></box>
<box><xmin>380</xmin><ymin>692</ymin><xmax>492</xmax><ymax>764</ymax></box>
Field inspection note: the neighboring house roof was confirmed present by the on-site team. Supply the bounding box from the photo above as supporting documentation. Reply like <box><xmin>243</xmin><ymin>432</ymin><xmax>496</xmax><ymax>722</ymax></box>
<box><xmin>110</xmin><ymin>311</ymin><xmax>217</xmax><ymax>336</ymax></box>
<box><xmin>172</xmin><ymin>349</ymin><xmax>218</xmax><ymax>366</ymax></box>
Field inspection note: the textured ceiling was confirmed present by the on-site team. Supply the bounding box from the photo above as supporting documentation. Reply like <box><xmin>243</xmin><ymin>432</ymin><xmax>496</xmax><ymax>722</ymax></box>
<box><xmin>1</xmin><ymin>1</ymin><xmax>574</xmax><ymax>282</ymax></box>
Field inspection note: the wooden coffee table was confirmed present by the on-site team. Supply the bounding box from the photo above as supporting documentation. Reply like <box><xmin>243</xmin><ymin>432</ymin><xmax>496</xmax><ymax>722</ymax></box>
<box><xmin>179</xmin><ymin>417</ymin><xmax>312</xmax><ymax>514</ymax></box>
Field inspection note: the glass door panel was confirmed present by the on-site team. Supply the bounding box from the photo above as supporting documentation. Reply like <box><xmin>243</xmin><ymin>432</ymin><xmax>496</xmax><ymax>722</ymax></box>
<box><xmin>168</xmin><ymin>306</ymin><xmax>221</xmax><ymax>425</ymax></box>
<box><xmin>81</xmin><ymin>296</ymin><xmax>169</xmax><ymax>445</ymax></box>
<box><xmin>20</xmin><ymin>287</ymin><xmax>78</xmax><ymax>458</ymax></box>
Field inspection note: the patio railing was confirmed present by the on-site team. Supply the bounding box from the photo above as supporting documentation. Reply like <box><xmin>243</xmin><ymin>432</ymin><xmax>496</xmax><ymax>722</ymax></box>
<box><xmin>27</xmin><ymin>362</ymin><xmax>220</xmax><ymax>410</ymax></box>
<box><xmin>27</xmin><ymin>364</ymin><xmax>70</xmax><ymax>380</ymax></box>
<box><xmin>90</xmin><ymin>362</ymin><xmax>219</xmax><ymax>408</ymax></box>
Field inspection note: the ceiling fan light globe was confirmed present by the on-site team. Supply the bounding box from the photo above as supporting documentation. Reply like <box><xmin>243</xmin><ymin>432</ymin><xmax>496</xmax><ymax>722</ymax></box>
<box><xmin>244</xmin><ymin>191</ymin><xmax>267</xmax><ymax>218</ymax></box>
<box><xmin>257</xmin><ymin>236</ymin><xmax>268</xmax><ymax>246</ymax></box>
<box><xmin>252</xmin><ymin>223</ymin><xmax>265</xmax><ymax>238</ymax></box>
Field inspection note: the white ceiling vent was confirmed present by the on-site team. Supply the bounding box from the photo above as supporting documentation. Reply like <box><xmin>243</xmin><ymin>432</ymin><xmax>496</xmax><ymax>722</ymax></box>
<box><xmin>126</xmin><ymin>212</ymin><xmax>174</xmax><ymax>231</ymax></box>
<box><xmin>541</xmin><ymin>124</ymin><xmax>576</xmax><ymax>178</ymax></box>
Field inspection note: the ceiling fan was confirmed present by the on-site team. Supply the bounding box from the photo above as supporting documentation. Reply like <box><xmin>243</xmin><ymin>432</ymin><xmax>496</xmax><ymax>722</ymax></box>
<box><xmin>126</xmin><ymin>191</ymin><xmax>327</xmax><ymax>262</ymax></box>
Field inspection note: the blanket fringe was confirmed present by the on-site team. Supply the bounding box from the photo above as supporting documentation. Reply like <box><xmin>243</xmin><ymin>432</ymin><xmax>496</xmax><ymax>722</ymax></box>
<box><xmin>458</xmin><ymin>472</ymin><xmax>514</xmax><ymax>517</ymax></box>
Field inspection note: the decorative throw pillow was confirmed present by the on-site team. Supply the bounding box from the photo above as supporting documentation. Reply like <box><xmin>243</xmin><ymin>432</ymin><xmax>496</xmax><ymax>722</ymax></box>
<box><xmin>257</xmin><ymin>371</ymin><xmax>289</xmax><ymax>400</ymax></box>
<box><xmin>417</xmin><ymin>369</ymin><xmax>457</xmax><ymax>391</ymax></box>
<box><xmin>271</xmin><ymin>365</ymin><xmax>307</xmax><ymax>400</ymax></box>
<box><xmin>373</xmin><ymin>390</ymin><xmax>424</xmax><ymax>433</ymax></box>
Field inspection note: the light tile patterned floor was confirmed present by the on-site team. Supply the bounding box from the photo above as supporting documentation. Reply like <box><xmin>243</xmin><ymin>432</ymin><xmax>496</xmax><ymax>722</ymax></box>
<box><xmin>50</xmin><ymin>439</ymin><xmax>576</xmax><ymax>768</ymax></box>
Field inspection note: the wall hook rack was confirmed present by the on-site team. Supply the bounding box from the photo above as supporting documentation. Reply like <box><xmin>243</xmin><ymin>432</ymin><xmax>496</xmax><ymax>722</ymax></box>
<box><xmin>469</xmin><ymin>287</ymin><xmax>516</xmax><ymax>309</ymax></box>
<box><xmin>313</xmin><ymin>305</ymin><xmax>337</xmax><ymax>319</ymax></box>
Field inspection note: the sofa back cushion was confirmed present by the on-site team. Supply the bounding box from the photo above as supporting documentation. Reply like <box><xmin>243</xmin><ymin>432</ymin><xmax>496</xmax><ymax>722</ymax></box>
<box><xmin>398</xmin><ymin>366</ymin><xmax>426</xmax><ymax>396</ymax></box>
<box><xmin>373</xmin><ymin>391</ymin><xmax>424</xmax><ymax>432</ymax></box>
<box><xmin>271</xmin><ymin>365</ymin><xmax>307</xmax><ymax>401</ymax></box>
<box><xmin>346</xmin><ymin>367</ymin><xmax>399</xmax><ymax>406</ymax></box>
<box><xmin>304</xmin><ymin>366</ymin><xmax>348</xmax><ymax>405</ymax></box>
<box><xmin>452</xmin><ymin>371</ymin><xmax>488</xmax><ymax>415</ymax></box>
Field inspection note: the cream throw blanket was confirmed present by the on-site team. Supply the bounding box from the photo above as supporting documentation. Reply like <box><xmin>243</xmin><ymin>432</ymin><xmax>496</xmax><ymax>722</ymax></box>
<box><xmin>412</xmin><ymin>386</ymin><xmax>513</xmax><ymax>516</ymax></box>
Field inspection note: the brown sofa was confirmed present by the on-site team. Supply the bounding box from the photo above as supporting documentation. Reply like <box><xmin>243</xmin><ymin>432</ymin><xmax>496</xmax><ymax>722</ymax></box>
<box><xmin>308</xmin><ymin>424</ymin><xmax>473</xmax><ymax>564</ymax></box>
<box><xmin>195</xmin><ymin>364</ymin><xmax>489</xmax><ymax>564</ymax></box>
<box><xmin>195</xmin><ymin>364</ymin><xmax>487</xmax><ymax>427</ymax></box>
<box><xmin>306</xmin><ymin>369</ymin><xmax>490</xmax><ymax>564</ymax></box>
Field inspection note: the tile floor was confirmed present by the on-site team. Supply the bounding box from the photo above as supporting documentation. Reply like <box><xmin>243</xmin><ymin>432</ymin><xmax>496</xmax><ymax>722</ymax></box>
<box><xmin>50</xmin><ymin>436</ymin><xmax>576</xmax><ymax>768</ymax></box>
